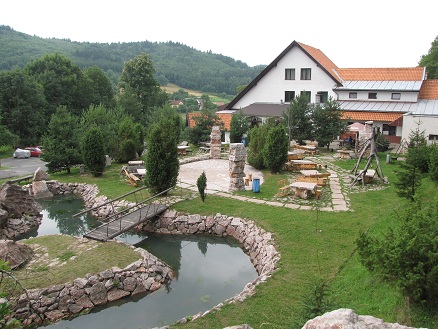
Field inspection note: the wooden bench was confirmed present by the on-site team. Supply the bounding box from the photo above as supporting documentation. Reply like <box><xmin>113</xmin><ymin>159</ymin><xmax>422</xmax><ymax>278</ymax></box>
<box><xmin>295</xmin><ymin>175</ymin><xmax>328</xmax><ymax>186</ymax></box>
<box><xmin>6</xmin><ymin>175</ymin><xmax>33</xmax><ymax>185</ymax></box>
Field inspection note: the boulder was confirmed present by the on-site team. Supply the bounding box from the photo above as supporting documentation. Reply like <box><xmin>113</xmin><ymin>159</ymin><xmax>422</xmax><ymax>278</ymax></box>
<box><xmin>302</xmin><ymin>309</ymin><xmax>423</xmax><ymax>329</ymax></box>
<box><xmin>0</xmin><ymin>183</ymin><xmax>41</xmax><ymax>217</ymax></box>
<box><xmin>33</xmin><ymin>167</ymin><xmax>50</xmax><ymax>182</ymax></box>
<box><xmin>0</xmin><ymin>240</ymin><xmax>34</xmax><ymax>269</ymax></box>
<box><xmin>32</xmin><ymin>181</ymin><xmax>54</xmax><ymax>199</ymax></box>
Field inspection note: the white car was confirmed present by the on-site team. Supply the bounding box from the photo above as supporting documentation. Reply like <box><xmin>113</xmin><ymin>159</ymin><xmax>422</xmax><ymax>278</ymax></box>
<box><xmin>13</xmin><ymin>148</ymin><xmax>31</xmax><ymax>158</ymax></box>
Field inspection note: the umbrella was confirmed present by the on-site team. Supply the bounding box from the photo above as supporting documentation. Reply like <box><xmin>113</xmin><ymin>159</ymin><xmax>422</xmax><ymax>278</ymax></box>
<box><xmin>347</xmin><ymin>122</ymin><xmax>365</xmax><ymax>132</ymax></box>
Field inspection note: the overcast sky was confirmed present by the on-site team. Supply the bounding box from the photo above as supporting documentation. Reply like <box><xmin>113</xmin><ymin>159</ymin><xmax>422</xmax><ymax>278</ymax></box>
<box><xmin>1</xmin><ymin>0</ymin><xmax>436</xmax><ymax>68</ymax></box>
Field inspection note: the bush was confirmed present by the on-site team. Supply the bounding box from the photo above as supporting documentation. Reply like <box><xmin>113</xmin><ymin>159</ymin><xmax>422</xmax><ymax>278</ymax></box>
<box><xmin>247</xmin><ymin>127</ymin><xmax>265</xmax><ymax>169</ymax></box>
<box><xmin>197</xmin><ymin>171</ymin><xmax>207</xmax><ymax>202</ymax></box>
<box><xmin>263</xmin><ymin>125</ymin><xmax>289</xmax><ymax>173</ymax></box>
<box><xmin>428</xmin><ymin>144</ymin><xmax>438</xmax><ymax>182</ymax></box>
<box><xmin>357</xmin><ymin>197</ymin><xmax>438</xmax><ymax>303</ymax></box>
<box><xmin>118</xmin><ymin>139</ymin><xmax>137</xmax><ymax>163</ymax></box>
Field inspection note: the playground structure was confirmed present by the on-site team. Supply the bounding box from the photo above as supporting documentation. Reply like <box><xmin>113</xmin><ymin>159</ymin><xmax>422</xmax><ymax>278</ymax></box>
<box><xmin>350</xmin><ymin>121</ymin><xmax>388</xmax><ymax>187</ymax></box>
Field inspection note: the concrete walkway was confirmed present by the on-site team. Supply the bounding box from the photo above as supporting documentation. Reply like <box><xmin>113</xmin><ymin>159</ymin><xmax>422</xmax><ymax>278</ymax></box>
<box><xmin>177</xmin><ymin>156</ymin><xmax>350</xmax><ymax>212</ymax></box>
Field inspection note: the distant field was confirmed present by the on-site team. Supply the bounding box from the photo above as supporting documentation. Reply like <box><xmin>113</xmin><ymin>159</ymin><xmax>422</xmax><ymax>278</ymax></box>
<box><xmin>162</xmin><ymin>83</ymin><xmax>232</xmax><ymax>103</ymax></box>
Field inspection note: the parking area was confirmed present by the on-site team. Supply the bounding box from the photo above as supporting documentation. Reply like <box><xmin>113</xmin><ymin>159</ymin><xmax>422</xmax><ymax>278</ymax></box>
<box><xmin>0</xmin><ymin>157</ymin><xmax>47</xmax><ymax>180</ymax></box>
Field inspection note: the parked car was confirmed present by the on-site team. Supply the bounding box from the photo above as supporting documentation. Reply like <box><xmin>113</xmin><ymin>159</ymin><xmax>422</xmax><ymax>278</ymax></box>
<box><xmin>13</xmin><ymin>148</ymin><xmax>31</xmax><ymax>158</ymax></box>
<box><xmin>24</xmin><ymin>147</ymin><xmax>43</xmax><ymax>157</ymax></box>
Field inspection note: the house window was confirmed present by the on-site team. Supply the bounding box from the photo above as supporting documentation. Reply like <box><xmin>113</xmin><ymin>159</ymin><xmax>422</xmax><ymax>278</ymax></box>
<box><xmin>349</xmin><ymin>92</ymin><xmax>357</xmax><ymax>99</ymax></box>
<box><xmin>285</xmin><ymin>91</ymin><xmax>295</xmax><ymax>102</ymax></box>
<box><xmin>316</xmin><ymin>91</ymin><xmax>328</xmax><ymax>103</ymax></box>
<box><xmin>382</xmin><ymin>124</ymin><xmax>396</xmax><ymax>136</ymax></box>
<box><xmin>301</xmin><ymin>90</ymin><xmax>311</xmax><ymax>103</ymax></box>
<box><xmin>368</xmin><ymin>92</ymin><xmax>377</xmax><ymax>99</ymax></box>
<box><xmin>429</xmin><ymin>134</ymin><xmax>438</xmax><ymax>141</ymax></box>
<box><xmin>300</xmin><ymin>68</ymin><xmax>311</xmax><ymax>80</ymax></box>
<box><xmin>285</xmin><ymin>69</ymin><xmax>295</xmax><ymax>80</ymax></box>
<box><xmin>391</xmin><ymin>93</ymin><xmax>401</xmax><ymax>100</ymax></box>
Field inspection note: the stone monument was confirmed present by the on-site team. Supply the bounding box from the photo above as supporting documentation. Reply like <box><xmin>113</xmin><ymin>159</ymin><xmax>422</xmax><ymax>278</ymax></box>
<box><xmin>210</xmin><ymin>125</ymin><xmax>222</xmax><ymax>159</ymax></box>
<box><xmin>229</xmin><ymin>143</ymin><xmax>246</xmax><ymax>191</ymax></box>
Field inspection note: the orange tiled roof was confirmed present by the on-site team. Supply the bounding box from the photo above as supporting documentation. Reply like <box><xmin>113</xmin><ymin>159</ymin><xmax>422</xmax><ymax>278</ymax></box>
<box><xmin>187</xmin><ymin>112</ymin><xmax>231</xmax><ymax>130</ymax></box>
<box><xmin>419</xmin><ymin>80</ymin><xmax>438</xmax><ymax>99</ymax></box>
<box><xmin>298</xmin><ymin>42</ymin><xmax>339</xmax><ymax>82</ymax></box>
<box><xmin>341</xmin><ymin>111</ymin><xmax>404</xmax><ymax>123</ymax></box>
<box><xmin>335</xmin><ymin>67</ymin><xmax>425</xmax><ymax>81</ymax></box>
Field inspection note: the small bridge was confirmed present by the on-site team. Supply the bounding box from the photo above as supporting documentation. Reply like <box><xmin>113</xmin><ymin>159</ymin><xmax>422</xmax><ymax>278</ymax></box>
<box><xmin>74</xmin><ymin>187</ymin><xmax>171</xmax><ymax>242</ymax></box>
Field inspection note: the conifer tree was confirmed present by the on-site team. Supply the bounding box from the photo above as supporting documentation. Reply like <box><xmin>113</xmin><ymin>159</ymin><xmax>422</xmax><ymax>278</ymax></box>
<box><xmin>82</xmin><ymin>126</ymin><xmax>105</xmax><ymax>177</ymax></box>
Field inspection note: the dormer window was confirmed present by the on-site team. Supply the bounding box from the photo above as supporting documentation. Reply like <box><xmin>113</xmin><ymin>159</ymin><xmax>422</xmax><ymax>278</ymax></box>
<box><xmin>285</xmin><ymin>69</ymin><xmax>295</xmax><ymax>80</ymax></box>
<box><xmin>300</xmin><ymin>68</ymin><xmax>311</xmax><ymax>80</ymax></box>
<box><xmin>368</xmin><ymin>92</ymin><xmax>377</xmax><ymax>99</ymax></box>
<box><xmin>391</xmin><ymin>93</ymin><xmax>401</xmax><ymax>100</ymax></box>
<box><xmin>349</xmin><ymin>92</ymin><xmax>357</xmax><ymax>99</ymax></box>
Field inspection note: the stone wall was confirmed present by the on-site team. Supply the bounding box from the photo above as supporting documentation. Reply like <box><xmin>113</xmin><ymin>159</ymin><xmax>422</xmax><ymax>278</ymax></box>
<box><xmin>11</xmin><ymin>181</ymin><xmax>279</xmax><ymax>327</ymax></box>
<box><xmin>12</xmin><ymin>241</ymin><xmax>173</xmax><ymax>327</ymax></box>
<box><xmin>137</xmin><ymin>210</ymin><xmax>280</xmax><ymax>322</ymax></box>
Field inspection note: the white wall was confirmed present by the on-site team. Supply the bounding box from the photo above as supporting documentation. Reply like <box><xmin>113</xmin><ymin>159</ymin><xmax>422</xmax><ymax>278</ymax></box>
<box><xmin>234</xmin><ymin>47</ymin><xmax>338</xmax><ymax>109</ymax></box>
<box><xmin>402</xmin><ymin>115</ymin><xmax>438</xmax><ymax>144</ymax></box>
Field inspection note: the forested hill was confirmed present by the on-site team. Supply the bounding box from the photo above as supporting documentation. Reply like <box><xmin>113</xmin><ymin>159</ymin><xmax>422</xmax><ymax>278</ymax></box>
<box><xmin>0</xmin><ymin>25</ymin><xmax>265</xmax><ymax>96</ymax></box>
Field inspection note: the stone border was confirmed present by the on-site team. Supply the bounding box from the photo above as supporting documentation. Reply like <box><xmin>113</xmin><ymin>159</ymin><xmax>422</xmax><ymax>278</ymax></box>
<box><xmin>137</xmin><ymin>210</ymin><xmax>280</xmax><ymax>323</ymax></box>
<box><xmin>12</xmin><ymin>238</ymin><xmax>173</xmax><ymax>327</ymax></box>
<box><xmin>10</xmin><ymin>181</ymin><xmax>279</xmax><ymax>327</ymax></box>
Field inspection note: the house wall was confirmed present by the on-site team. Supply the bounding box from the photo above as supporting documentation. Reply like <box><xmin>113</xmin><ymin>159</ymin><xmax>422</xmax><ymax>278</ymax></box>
<box><xmin>337</xmin><ymin>90</ymin><xmax>419</xmax><ymax>102</ymax></box>
<box><xmin>233</xmin><ymin>47</ymin><xmax>338</xmax><ymax>109</ymax></box>
<box><xmin>402</xmin><ymin>114</ymin><xmax>438</xmax><ymax>144</ymax></box>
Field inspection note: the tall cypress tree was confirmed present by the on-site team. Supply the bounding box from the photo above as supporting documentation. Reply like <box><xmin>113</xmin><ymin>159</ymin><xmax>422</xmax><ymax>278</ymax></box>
<box><xmin>145</xmin><ymin>117</ymin><xmax>179</xmax><ymax>195</ymax></box>
<box><xmin>82</xmin><ymin>126</ymin><xmax>105</xmax><ymax>177</ymax></box>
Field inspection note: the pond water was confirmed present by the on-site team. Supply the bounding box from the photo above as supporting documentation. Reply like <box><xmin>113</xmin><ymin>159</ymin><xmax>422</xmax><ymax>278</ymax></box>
<box><xmin>28</xmin><ymin>195</ymin><xmax>258</xmax><ymax>329</ymax></box>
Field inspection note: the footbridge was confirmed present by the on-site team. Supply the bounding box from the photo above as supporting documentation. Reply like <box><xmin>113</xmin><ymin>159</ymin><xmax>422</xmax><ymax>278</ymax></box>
<box><xmin>74</xmin><ymin>187</ymin><xmax>171</xmax><ymax>242</ymax></box>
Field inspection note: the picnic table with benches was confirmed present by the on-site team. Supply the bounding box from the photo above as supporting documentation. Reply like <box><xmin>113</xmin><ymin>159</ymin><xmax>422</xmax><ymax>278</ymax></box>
<box><xmin>290</xmin><ymin>181</ymin><xmax>320</xmax><ymax>199</ymax></box>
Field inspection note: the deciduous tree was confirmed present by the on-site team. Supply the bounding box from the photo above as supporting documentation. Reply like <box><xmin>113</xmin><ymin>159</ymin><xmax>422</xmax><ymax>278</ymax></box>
<box><xmin>230</xmin><ymin>110</ymin><xmax>249</xmax><ymax>143</ymax></box>
<box><xmin>312</xmin><ymin>98</ymin><xmax>346</xmax><ymax>149</ymax></box>
<box><xmin>283</xmin><ymin>93</ymin><xmax>312</xmax><ymax>144</ymax></box>
<box><xmin>0</xmin><ymin>69</ymin><xmax>47</xmax><ymax>146</ymax></box>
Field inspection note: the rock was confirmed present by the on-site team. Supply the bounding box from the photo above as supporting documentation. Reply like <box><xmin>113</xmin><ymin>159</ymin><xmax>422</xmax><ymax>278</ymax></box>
<box><xmin>33</xmin><ymin>167</ymin><xmax>50</xmax><ymax>181</ymax></box>
<box><xmin>32</xmin><ymin>181</ymin><xmax>54</xmax><ymax>199</ymax></box>
<box><xmin>224</xmin><ymin>325</ymin><xmax>253</xmax><ymax>329</ymax></box>
<box><xmin>0</xmin><ymin>183</ymin><xmax>42</xmax><ymax>217</ymax></box>
<box><xmin>0</xmin><ymin>208</ymin><xmax>8</xmax><ymax>228</ymax></box>
<box><xmin>0</xmin><ymin>240</ymin><xmax>34</xmax><ymax>269</ymax></box>
<box><xmin>87</xmin><ymin>282</ymin><xmax>107</xmax><ymax>306</ymax></box>
<box><xmin>302</xmin><ymin>309</ymin><xmax>423</xmax><ymax>329</ymax></box>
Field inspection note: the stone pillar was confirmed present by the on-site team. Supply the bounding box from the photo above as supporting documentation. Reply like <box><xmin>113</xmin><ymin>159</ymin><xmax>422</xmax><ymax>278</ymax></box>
<box><xmin>229</xmin><ymin>143</ymin><xmax>246</xmax><ymax>191</ymax></box>
<box><xmin>210</xmin><ymin>125</ymin><xmax>222</xmax><ymax>159</ymax></box>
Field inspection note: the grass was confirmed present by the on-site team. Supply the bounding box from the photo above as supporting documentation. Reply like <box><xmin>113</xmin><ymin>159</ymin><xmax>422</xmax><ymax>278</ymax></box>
<box><xmin>11</xmin><ymin>235</ymin><xmax>140</xmax><ymax>291</ymax></box>
<box><xmin>7</xmin><ymin>151</ymin><xmax>437</xmax><ymax>328</ymax></box>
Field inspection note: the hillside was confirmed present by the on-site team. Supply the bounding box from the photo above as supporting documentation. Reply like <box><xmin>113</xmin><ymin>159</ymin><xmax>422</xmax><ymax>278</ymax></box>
<box><xmin>0</xmin><ymin>25</ymin><xmax>265</xmax><ymax>96</ymax></box>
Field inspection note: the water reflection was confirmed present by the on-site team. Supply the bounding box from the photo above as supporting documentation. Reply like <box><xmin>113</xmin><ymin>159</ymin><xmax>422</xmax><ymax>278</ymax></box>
<box><xmin>19</xmin><ymin>195</ymin><xmax>100</xmax><ymax>240</ymax></box>
<box><xmin>31</xmin><ymin>195</ymin><xmax>258</xmax><ymax>329</ymax></box>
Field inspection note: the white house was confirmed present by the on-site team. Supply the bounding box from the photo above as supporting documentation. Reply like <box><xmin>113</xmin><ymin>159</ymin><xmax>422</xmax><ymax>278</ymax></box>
<box><xmin>220</xmin><ymin>40</ymin><xmax>438</xmax><ymax>145</ymax></box>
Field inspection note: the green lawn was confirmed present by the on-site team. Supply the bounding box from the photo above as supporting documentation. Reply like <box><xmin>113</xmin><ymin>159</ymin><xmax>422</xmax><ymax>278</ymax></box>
<box><xmin>31</xmin><ymin>152</ymin><xmax>438</xmax><ymax>329</ymax></box>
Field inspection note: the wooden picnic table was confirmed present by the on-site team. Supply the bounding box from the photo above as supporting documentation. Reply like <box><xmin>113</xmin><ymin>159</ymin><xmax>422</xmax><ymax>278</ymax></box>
<box><xmin>290</xmin><ymin>159</ymin><xmax>319</xmax><ymax>171</ymax></box>
<box><xmin>290</xmin><ymin>182</ymin><xmax>318</xmax><ymax>199</ymax></box>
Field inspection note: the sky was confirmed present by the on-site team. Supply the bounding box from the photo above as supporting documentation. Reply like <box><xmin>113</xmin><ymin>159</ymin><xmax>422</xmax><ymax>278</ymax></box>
<box><xmin>1</xmin><ymin>0</ymin><xmax>437</xmax><ymax>68</ymax></box>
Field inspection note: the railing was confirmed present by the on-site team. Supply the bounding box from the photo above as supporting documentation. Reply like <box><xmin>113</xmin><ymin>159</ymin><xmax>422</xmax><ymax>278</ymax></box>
<box><xmin>74</xmin><ymin>187</ymin><xmax>172</xmax><ymax>240</ymax></box>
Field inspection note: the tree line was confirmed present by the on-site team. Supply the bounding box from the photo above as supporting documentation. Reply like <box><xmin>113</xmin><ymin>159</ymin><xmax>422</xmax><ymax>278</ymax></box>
<box><xmin>0</xmin><ymin>25</ymin><xmax>263</xmax><ymax>97</ymax></box>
